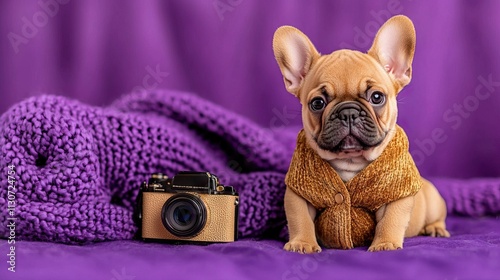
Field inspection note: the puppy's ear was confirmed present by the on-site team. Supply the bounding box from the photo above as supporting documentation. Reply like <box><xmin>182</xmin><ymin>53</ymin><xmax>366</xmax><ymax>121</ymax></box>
<box><xmin>368</xmin><ymin>15</ymin><xmax>416</xmax><ymax>90</ymax></box>
<box><xmin>273</xmin><ymin>26</ymin><xmax>320</xmax><ymax>96</ymax></box>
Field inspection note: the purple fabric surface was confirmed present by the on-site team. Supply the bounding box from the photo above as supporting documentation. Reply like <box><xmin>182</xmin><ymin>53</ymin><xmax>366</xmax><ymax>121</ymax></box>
<box><xmin>1</xmin><ymin>216</ymin><xmax>499</xmax><ymax>280</ymax></box>
<box><xmin>1</xmin><ymin>0</ymin><xmax>500</xmax><ymax>178</ymax></box>
<box><xmin>1</xmin><ymin>92</ymin><xmax>500</xmax><ymax>245</ymax></box>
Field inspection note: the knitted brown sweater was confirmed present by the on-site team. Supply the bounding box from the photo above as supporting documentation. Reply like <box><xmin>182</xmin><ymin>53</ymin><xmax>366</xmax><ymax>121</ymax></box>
<box><xmin>285</xmin><ymin>126</ymin><xmax>422</xmax><ymax>249</ymax></box>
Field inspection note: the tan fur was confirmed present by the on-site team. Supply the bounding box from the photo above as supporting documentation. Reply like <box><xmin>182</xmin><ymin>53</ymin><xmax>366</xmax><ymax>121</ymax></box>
<box><xmin>273</xmin><ymin>15</ymin><xmax>449</xmax><ymax>253</ymax></box>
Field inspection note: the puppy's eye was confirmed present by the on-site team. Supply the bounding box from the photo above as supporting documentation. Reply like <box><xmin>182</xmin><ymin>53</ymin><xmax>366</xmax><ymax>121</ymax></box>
<box><xmin>369</xmin><ymin>92</ymin><xmax>385</xmax><ymax>105</ymax></box>
<box><xmin>309</xmin><ymin>97</ymin><xmax>326</xmax><ymax>112</ymax></box>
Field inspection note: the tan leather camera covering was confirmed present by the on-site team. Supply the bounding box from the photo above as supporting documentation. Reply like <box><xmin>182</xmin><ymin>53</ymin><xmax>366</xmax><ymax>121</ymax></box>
<box><xmin>141</xmin><ymin>192</ymin><xmax>238</xmax><ymax>242</ymax></box>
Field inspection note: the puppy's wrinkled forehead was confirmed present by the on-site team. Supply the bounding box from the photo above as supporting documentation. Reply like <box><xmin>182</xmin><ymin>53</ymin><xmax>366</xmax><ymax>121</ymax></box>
<box><xmin>301</xmin><ymin>50</ymin><xmax>396</xmax><ymax>103</ymax></box>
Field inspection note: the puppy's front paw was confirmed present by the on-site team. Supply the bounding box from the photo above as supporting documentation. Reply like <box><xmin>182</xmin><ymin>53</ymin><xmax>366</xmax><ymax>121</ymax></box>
<box><xmin>368</xmin><ymin>241</ymin><xmax>402</xmax><ymax>252</ymax></box>
<box><xmin>284</xmin><ymin>240</ymin><xmax>322</xmax><ymax>254</ymax></box>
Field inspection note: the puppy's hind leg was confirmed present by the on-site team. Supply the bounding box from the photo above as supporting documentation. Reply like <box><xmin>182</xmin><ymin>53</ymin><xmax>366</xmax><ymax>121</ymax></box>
<box><xmin>420</xmin><ymin>220</ymin><xmax>450</xmax><ymax>237</ymax></box>
<box><xmin>419</xmin><ymin>178</ymin><xmax>450</xmax><ymax>238</ymax></box>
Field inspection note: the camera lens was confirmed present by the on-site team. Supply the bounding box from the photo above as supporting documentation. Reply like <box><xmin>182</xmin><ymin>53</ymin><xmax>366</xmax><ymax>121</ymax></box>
<box><xmin>173</xmin><ymin>205</ymin><xmax>194</xmax><ymax>226</ymax></box>
<box><xmin>161</xmin><ymin>194</ymin><xmax>206</xmax><ymax>238</ymax></box>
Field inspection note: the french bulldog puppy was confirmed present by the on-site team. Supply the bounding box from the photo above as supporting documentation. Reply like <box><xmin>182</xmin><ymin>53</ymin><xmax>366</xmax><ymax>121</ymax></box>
<box><xmin>273</xmin><ymin>15</ymin><xmax>449</xmax><ymax>253</ymax></box>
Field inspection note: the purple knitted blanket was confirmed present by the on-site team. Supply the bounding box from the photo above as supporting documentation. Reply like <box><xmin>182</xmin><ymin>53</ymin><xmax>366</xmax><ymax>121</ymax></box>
<box><xmin>0</xmin><ymin>91</ymin><xmax>298</xmax><ymax>243</ymax></box>
<box><xmin>1</xmin><ymin>91</ymin><xmax>499</xmax><ymax>244</ymax></box>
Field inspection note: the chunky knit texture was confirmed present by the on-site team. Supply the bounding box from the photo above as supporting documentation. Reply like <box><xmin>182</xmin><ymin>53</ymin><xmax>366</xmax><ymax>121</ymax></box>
<box><xmin>0</xmin><ymin>91</ymin><xmax>296</xmax><ymax>244</ymax></box>
<box><xmin>285</xmin><ymin>127</ymin><xmax>422</xmax><ymax>249</ymax></box>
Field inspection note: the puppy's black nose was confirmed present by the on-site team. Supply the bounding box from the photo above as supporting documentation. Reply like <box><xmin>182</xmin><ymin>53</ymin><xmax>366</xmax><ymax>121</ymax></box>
<box><xmin>334</xmin><ymin>103</ymin><xmax>361</xmax><ymax>127</ymax></box>
<box><xmin>339</xmin><ymin>108</ymin><xmax>359</xmax><ymax>122</ymax></box>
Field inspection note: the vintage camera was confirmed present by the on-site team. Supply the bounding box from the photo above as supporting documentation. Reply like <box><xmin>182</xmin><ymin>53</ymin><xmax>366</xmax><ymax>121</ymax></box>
<box><xmin>136</xmin><ymin>172</ymin><xmax>239</xmax><ymax>243</ymax></box>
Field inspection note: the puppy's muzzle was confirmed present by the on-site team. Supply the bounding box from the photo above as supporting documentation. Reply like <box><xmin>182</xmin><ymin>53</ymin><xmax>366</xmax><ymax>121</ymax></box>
<box><xmin>318</xmin><ymin>102</ymin><xmax>384</xmax><ymax>152</ymax></box>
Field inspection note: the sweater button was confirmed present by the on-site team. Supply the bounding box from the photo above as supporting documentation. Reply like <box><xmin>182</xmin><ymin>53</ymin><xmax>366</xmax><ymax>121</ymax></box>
<box><xmin>335</xmin><ymin>193</ymin><xmax>344</xmax><ymax>204</ymax></box>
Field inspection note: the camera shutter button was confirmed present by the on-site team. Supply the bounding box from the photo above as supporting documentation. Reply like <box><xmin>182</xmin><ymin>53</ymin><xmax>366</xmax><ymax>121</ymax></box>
<box><xmin>335</xmin><ymin>193</ymin><xmax>344</xmax><ymax>204</ymax></box>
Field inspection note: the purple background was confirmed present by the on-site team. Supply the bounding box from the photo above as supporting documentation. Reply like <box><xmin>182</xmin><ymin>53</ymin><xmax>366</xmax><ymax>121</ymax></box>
<box><xmin>1</xmin><ymin>0</ymin><xmax>500</xmax><ymax>179</ymax></box>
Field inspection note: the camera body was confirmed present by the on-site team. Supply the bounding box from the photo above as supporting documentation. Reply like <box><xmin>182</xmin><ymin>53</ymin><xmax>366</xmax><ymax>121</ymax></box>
<box><xmin>137</xmin><ymin>172</ymin><xmax>239</xmax><ymax>243</ymax></box>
